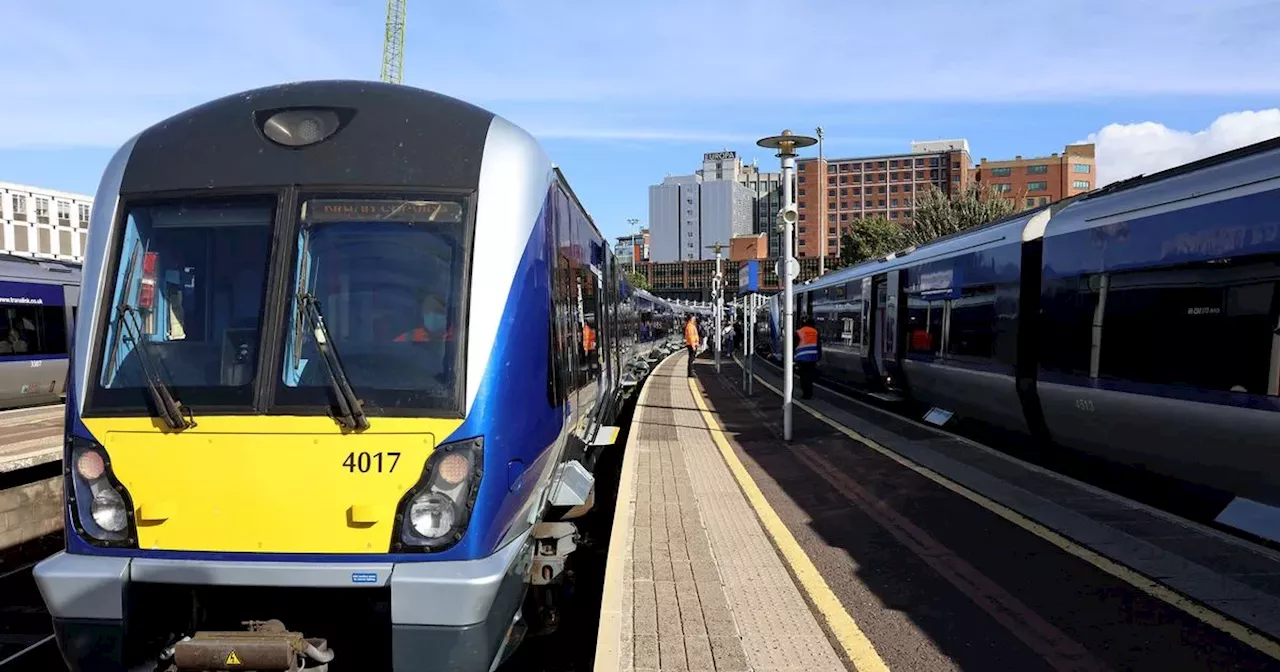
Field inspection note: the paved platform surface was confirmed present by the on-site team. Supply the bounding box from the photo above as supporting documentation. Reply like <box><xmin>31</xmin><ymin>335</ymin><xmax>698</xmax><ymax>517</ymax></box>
<box><xmin>597</xmin><ymin>353</ymin><xmax>845</xmax><ymax>672</ymax></box>
<box><xmin>0</xmin><ymin>405</ymin><xmax>63</xmax><ymax>474</ymax></box>
<box><xmin>597</xmin><ymin>350</ymin><xmax>1280</xmax><ymax>671</ymax></box>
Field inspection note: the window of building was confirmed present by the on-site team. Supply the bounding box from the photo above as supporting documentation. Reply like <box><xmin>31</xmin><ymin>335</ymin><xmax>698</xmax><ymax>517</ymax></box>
<box><xmin>991</xmin><ymin>167</ymin><xmax>1012</xmax><ymax>177</ymax></box>
<box><xmin>1027</xmin><ymin>181</ymin><xmax>1047</xmax><ymax>191</ymax></box>
<box><xmin>798</xmin><ymin>176</ymin><xmax>806</xmax><ymax>184</ymax></box>
<box><xmin>840</xmin><ymin>213</ymin><xmax>848</xmax><ymax>222</ymax></box>
<box><xmin>915</xmin><ymin>171</ymin><xmax>924</xmax><ymax>179</ymax></box>
<box><xmin>12</xmin><ymin>226</ymin><xmax>28</xmax><ymax>252</ymax></box>
<box><xmin>798</xmin><ymin>188</ymin><xmax>806</xmax><ymax>197</ymax></box>
<box><xmin>903</xmin><ymin>185</ymin><xmax>912</xmax><ymax>193</ymax></box>
<box><xmin>915</xmin><ymin>158</ymin><xmax>924</xmax><ymax>167</ymax></box>
<box><xmin>1038</xmin><ymin>197</ymin><xmax>1049</xmax><ymax>205</ymax></box>
<box><xmin>59</xmin><ymin>230</ymin><xmax>72</xmax><ymax>255</ymax></box>
<box><xmin>953</xmin><ymin>162</ymin><xmax>961</xmax><ymax>169</ymax></box>
<box><xmin>57</xmin><ymin>201</ymin><xmax>71</xmax><ymax>227</ymax></box>
<box><xmin>929</xmin><ymin>157</ymin><xmax>939</xmax><ymax>167</ymax></box>
<box><xmin>827</xmin><ymin>189</ymin><xmax>836</xmax><ymax>198</ymax></box>
<box><xmin>839</xmin><ymin>201</ymin><xmax>848</xmax><ymax>209</ymax></box>
<box><xmin>1026</xmin><ymin>198</ymin><xmax>1035</xmax><ymax>208</ymax></box>
<box><xmin>12</xmin><ymin>195</ymin><xmax>27</xmax><ymax>222</ymax></box>
<box><xmin>828</xmin><ymin>213</ymin><xmax>836</xmax><ymax>223</ymax></box>
<box><xmin>77</xmin><ymin>203</ymin><xmax>91</xmax><ymax>229</ymax></box>
<box><xmin>35</xmin><ymin>197</ymin><xmax>49</xmax><ymax>224</ymax></box>
<box><xmin>1073</xmin><ymin>164</ymin><xmax>1091</xmax><ymax>174</ymax></box>
<box><xmin>37</xmin><ymin>228</ymin><xmax>52</xmax><ymax>254</ymax></box>
<box><xmin>1027</xmin><ymin>165</ymin><xmax>1049</xmax><ymax>174</ymax></box>
<box><xmin>878</xmin><ymin>199</ymin><xmax>886</xmax><ymax>207</ymax></box>
<box><xmin>1072</xmin><ymin>180</ymin><xmax>1090</xmax><ymax>189</ymax></box>
<box><xmin>799</xmin><ymin>214</ymin><xmax>806</xmax><ymax>221</ymax></box>
<box><xmin>890</xmin><ymin>211</ymin><xmax>898</xmax><ymax>219</ymax></box>
<box><xmin>992</xmin><ymin>183</ymin><xmax>1012</xmax><ymax>193</ymax></box>
<box><xmin>890</xmin><ymin>185</ymin><xmax>898</xmax><ymax>193</ymax></box>
<box><xmin>828</xmin><ymin>164</ymin><xmax>837</xmax><ymax>173</ymax></box>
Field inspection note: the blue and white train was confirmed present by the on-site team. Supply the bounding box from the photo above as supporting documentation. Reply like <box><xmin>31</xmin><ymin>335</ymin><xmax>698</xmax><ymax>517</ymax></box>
<box><xmin>0</xmin><ymin>253</ymin><xmax>80</xmax><ymax>408</ymax></box>
<box><xmin>34</xmin><ymin>80</ymin><xmax>682</xmax><ymax>671</ymax></box>
<box><xmin>768</xmin><ymin>136</ymin><xmax>1280</xmax><ymax>540</ymax></box>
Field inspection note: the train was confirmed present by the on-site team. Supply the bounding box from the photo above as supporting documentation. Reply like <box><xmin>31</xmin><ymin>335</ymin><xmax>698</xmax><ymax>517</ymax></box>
<box><xmin>765</xmin><ymin>135</ymin><xmax>1280</xmax><ymax>542</ymax></box>
<box><xmin>0</xmin><ymin>253</ymin><xmax>81</xmax><ymax>408</ymax></box>
<box><xmin>34</xmin><ymin>80</ymin><xmax>686</xmax><ymax>672</ymax></box>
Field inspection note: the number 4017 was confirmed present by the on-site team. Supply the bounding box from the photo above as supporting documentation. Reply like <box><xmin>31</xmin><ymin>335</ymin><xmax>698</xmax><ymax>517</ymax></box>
<box><xmin>343</xmin><ymin>452</ymin><xmax>401</xmax><ymax>473</ymax></box>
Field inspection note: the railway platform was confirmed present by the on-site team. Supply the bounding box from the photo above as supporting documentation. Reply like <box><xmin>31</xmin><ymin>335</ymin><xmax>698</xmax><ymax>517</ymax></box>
<box><xmin>0</xmin><ymin>405</ymin><xmax>63</xmax><ymax>474</ymax></box>
<box><xmin>594</xmin><ymin>351</ymin><xmax>1280</xmax><ymax>671</ymax></box>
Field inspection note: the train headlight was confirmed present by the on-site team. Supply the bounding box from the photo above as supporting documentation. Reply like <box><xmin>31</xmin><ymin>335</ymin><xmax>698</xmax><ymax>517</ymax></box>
<box><xmin>260</xmin><ymin>109</ymin><xmax>341</xmax><ymax>148</ymax></box>
<box><xmin>394</xmin><ymin>437</ymin><xmax>483</xmax><ymax>552</ymax></box>
<box><xmin>91</xmin><ymin>489</ymin><xmax>128</xmax><ymax>533</ymax></box>
<box><xmin>408</xmin><ymin>493</ymin><xmax>456</xmax><ymax>539</ymax></box>
<box><xmin>68</xmin><ymin>436</ymin><xmax>137</xmax><ymax>546</ymax></box>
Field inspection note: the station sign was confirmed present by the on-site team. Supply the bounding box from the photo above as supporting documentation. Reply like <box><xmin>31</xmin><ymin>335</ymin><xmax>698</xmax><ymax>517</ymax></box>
<box><xmin>738</xmin><ymin>260</ymin><xmax>759</xmax><ymax>294</ymax></box>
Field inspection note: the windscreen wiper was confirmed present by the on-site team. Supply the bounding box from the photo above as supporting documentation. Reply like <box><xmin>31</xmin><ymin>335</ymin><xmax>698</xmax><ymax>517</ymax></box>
<box><xmin>116</xmin><ymin>304</ymin><xmax>195</xmax><ymax>430</ymax></box>
<box><xmin>297</xmin><ymin>293</ymin><xmax>369</xmax><ymax>431</ymax></box>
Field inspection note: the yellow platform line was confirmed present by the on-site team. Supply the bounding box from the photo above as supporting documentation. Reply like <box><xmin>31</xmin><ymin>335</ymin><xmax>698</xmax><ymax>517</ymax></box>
<box><xmin>746</xmin><ymin>373</ymin><xmax>1280</xmax><ymax>662</ymax></box>
<box><xmin>688</xmin><ymin>377</ymin><xmax>890</xmax><ymax>672</ymax></box>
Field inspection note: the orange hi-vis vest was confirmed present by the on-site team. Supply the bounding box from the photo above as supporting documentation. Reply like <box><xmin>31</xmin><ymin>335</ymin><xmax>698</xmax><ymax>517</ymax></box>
<box><xmin>394</xmin><ymin>327</ymin><xmax>454</xmax><ymax>343</ymax></box>
<box><xmin>796</xmin><ymin>326</ymin><xmax>819</xmax><ymax>362</ymax></box>
<box><xmin>684</xmin><ymin>321</ymin><xmax>700</xmax><ymax>348</ymax></box>
<box><xmin>583</xmin><ymin>324</ymin><xmax>597</xmax><ymax>352</ymax></box>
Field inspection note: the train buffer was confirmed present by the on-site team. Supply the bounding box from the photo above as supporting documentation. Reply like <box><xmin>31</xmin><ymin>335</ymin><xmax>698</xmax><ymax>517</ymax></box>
<box><xmin>594</xmin><ymin>350</ymin><xmax>1280</xmax><ymax>671</ymax></box>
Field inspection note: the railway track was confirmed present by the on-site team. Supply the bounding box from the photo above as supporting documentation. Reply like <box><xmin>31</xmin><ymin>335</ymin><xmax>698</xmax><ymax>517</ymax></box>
<box><xmin>0</xmin><ymin>532</ymin><xmax>63</xmax><ymax>669</ymax></box>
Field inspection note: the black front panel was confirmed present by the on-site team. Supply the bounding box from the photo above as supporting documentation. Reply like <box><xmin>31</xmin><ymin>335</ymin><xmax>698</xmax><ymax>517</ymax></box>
<box><xmin>121</xmin><ymin>80</ymin><xmax>496</xmax><ymax>194</ymax></box>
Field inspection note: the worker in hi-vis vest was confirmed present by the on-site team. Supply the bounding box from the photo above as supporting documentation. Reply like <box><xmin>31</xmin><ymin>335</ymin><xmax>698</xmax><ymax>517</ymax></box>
<box><xmin>684</xmin><ymin>315</ymin><xmax>700</xmax><ymax>377</ymax></box>
<box><xmin>795</xmin><ymin>315</ymin><xmax>822</xmax><ymax>399</ymax></box>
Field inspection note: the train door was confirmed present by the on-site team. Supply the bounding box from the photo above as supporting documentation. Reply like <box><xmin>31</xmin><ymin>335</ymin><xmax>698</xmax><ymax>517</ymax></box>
<box><xmin>872</xmin><ymin>276</ymin><xmax>888</xmax><ymax>378</ymax></box>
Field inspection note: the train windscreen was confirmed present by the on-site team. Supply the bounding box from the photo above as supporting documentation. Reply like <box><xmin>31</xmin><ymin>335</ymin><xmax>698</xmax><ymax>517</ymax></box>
<box><xmin>94</xmin><ymin>198</ymin><xmax>275</xmax><ymax>410</ymax></box>
<box><xmin>275</xmin><ymin>196</ymin><xmax>470</xmax><ymax>415</ymax></box>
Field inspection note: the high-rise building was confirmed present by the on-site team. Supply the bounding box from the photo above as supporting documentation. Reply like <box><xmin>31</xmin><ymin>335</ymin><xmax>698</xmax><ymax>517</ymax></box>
<box><xmin>614</xmin><ymin>228</ymin><xmax>649</xmax><ymax>265</ymax></box>
<box><xmin>794</xmin><ymin>140</ymin><xmax>972</xmax><ymax>259</ymax></box>
<box><xmin>973</xmin><ymin>143</ymin><xmax>1096</xmax><ymax>211</ymax></box>
<box><xmin>648</xmin><ymin>151</ymin><xmax>764</xmax><ymax>262</ymax></box>
<box><xmin>0</xmin><ymin>182</ymin><xmax>93</xmax><ymax>263</ymax></box>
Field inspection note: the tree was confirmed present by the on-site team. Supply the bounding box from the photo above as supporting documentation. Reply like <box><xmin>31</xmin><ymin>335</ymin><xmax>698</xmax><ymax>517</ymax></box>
<box><xmin>627</xmin><ymin>270</ymin><xmax>651</xmax><ymax>291</ymax></box>
<box><xmin>838</xmin><ymin>215</ymin><xmax>905</xmax><ymax>267</ymax></box>
<box><xmin>904</xmin><ymin>183</ymin><xmax>1018</xmax><ymax>247</ymax></box>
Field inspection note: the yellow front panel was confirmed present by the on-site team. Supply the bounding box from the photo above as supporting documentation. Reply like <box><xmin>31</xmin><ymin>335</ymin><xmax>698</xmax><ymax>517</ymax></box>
<box><xmin>82</xmin><ymin>416</ymin><xmax>465</xmax><ymax>554</ymax></box>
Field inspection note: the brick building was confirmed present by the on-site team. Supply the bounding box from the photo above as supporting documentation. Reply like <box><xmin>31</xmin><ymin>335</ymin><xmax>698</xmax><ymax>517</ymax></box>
<box><xmin>794</xmin><ymin>140</ymin><xmax>971</xmax><ymax>260</ymax></box>
<box><xmin>973</xmin><ymin>143</ymin><xmax>1096</xmax><ymax>211</ymax></box>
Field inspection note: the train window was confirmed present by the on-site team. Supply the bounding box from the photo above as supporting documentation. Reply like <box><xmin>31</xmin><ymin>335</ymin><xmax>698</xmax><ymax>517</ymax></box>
<box><xmin>1038</xmin><ymin>275</ymin><xmax>1097</xmax><ymax>376</ymax></box>
<box><xmin>1099</xmin><ymin>258</ymin><xmax>1280</xmax><ymax>396</ymax></box>
<box><xmin>277</xmin><ymin>195</ymin><xmax>469</xmax><ymax>414</ymax></box>
<box><xmin>948</xmin><ymin>286</ymin><xmax>997</xmax><ymax>360</ymax></box>
<box><xmin>905</xmin><ymin>295</ymin><xmax>943</xmax><ymax>356</ymax></box>
<box><xmin>0</xmin><ymin>304</ymin><xmax>67</xmax><ymax>358</ymax></box>
<box><xmin>94</xmin><ymin>199</ymin><xmax>274</xmax><ymax>409</ymax></box>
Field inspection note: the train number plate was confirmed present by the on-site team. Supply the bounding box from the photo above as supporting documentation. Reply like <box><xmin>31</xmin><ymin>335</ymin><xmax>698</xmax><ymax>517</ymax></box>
<box><xmin>342</xmin><ymin>452</ymin><xmax>401</xmax><ymax>473</ymax></box>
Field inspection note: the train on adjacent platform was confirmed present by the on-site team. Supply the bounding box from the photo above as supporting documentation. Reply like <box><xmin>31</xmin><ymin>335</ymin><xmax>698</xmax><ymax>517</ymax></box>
<box><xmin>34</xmin><ymin>80</ymin><xmax>683</xmax><ymax>672</ymax></box>
<box><xmin>0</xmin><ymin>253</ymin><xmax>81</xmax><ymax>408</ymax></box>
<box><xmin>766</xmin><ymin>136</ymin><xmax>1280</xmax><ymax>541</ymax></box>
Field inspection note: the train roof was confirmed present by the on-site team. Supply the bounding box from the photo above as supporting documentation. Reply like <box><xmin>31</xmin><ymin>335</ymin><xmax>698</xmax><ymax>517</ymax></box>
<box><xmin>798</xmin><ymin>202</ymin><xmax>1055</xmax><ymax>293</ymax></box>
<box><xmin>120</xmin><ymin>80</ymin><xmax>497</xmax><ymax>195</ymax></box>
<box><xmin>1043</xmin><ymin>133</ymin><xmax>1280</xmax><ymax>240</ymax></box>
<box><xmin>0</xmin><ymin>252</ymin><xmax>82</xmax><ymax>283</ymax></box>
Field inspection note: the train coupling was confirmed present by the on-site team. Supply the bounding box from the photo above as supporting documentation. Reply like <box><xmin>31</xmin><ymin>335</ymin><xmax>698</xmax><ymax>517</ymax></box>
<box><xmin>161</xmin><ymin>619</ymin><xmax>335</xmax><ymax>672</ymax></box>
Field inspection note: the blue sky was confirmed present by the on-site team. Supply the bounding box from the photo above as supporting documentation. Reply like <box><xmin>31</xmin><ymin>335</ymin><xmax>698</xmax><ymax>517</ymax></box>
<box><xmin>2</xmin><ymin>0</ymin><xmax>1279</xmax><ymax>243</ymax></box>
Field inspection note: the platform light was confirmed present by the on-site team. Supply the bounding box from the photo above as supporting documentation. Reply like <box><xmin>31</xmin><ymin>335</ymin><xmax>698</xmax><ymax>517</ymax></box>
<box><xmin>261</xmin><ymin>109</ymin><xmax>341</xmax><ymax>147</ymax></box>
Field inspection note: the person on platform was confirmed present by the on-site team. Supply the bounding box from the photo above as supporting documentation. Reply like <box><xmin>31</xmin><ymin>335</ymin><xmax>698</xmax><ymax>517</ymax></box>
<box><xmin>795</xmin><ymin>315</ymin><xmax>822</xmax><ymax>399</ymax></box>
<box><xmin>684</xmin><ymin>315</ymin><xmax>700</xmax><ymax>377</ymax></box>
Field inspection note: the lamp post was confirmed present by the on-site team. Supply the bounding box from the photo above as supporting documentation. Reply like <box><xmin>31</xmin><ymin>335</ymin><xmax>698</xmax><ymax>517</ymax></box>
<box><xmin>757</xmin><ymin>129</ymin><xmax>817</xmax><ymax>441</ymax></box>
<box><xmin>816</xmin><ymin>126</ymin><xmax>825</xmax><ymax>277</ymax></box>
<box><xmin>706</xmin><ymin>241</ymin><xmax>726</xmax><ymax>374</ymax></box>
<box><xmin>627</xmin><ymin>217</ymin><xmax>640</xmax><ymax>270</ymax></box>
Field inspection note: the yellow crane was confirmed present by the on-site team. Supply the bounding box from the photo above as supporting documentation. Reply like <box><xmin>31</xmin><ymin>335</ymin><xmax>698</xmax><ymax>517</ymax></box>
<box><xmin>381</xmin><ymin>0</ymin><xmax>406</xmax><ymax>84</ymax></box>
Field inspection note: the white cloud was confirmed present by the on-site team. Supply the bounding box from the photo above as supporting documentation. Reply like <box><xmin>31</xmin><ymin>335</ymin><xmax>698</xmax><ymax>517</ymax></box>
<box><xmin>1088</xmin><ymin>109</ymin><xmax>1280</xmax><ymax>186</ymax></box>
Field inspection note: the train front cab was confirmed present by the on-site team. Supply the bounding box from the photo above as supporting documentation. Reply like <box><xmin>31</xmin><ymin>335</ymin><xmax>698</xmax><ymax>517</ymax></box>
<box><xmin>33</xmin><ymin>86</ymin><xmax>620</xmax><ymax>672</ymax></box>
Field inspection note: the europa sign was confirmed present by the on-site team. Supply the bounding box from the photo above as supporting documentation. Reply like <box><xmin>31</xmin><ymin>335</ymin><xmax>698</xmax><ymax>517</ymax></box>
<box><xmin>704</xmin><ymin>151</ymin><xmax>737</xmax><ymax>161</ymax></box>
